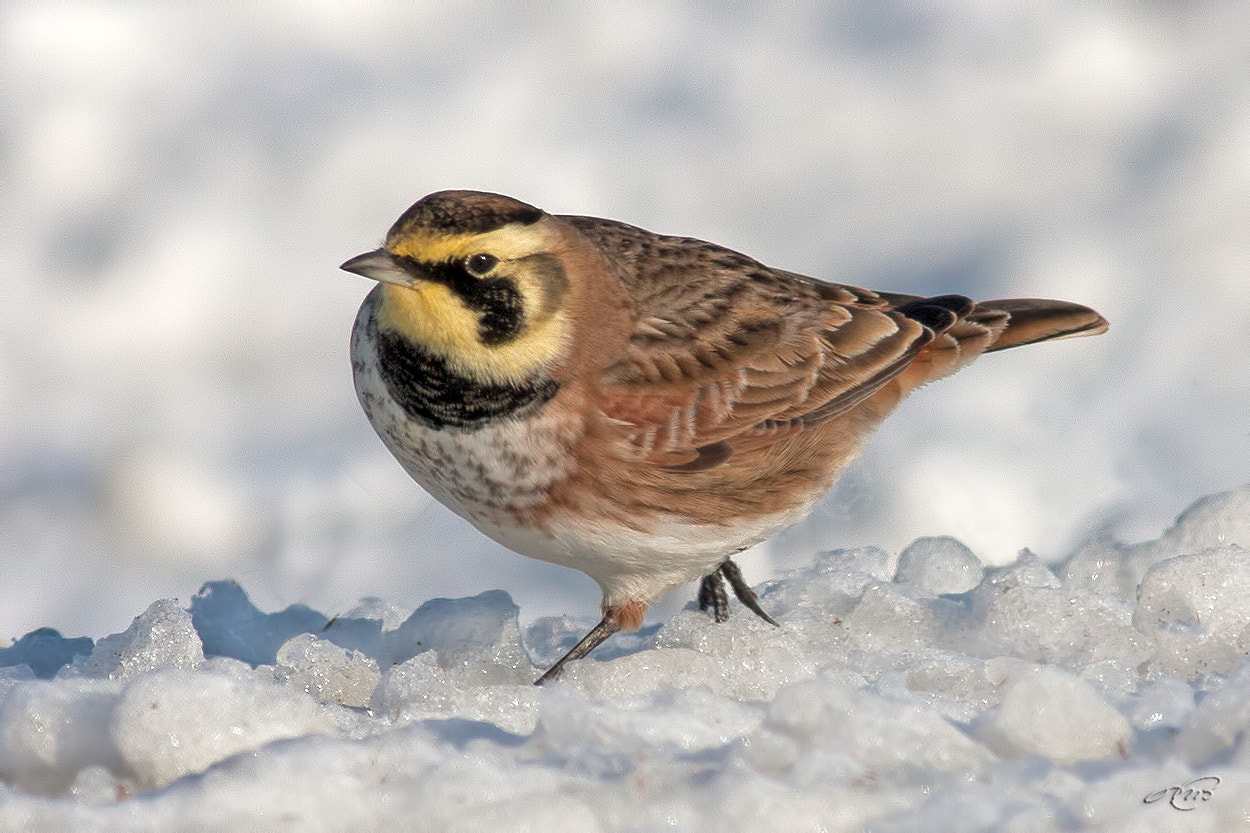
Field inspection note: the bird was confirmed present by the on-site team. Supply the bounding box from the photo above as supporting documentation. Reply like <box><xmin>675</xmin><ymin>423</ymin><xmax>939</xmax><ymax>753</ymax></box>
<box><xmin>342</xmin><ymin>190</ymin><xmax>1108</xmax><ymax>684</ymax></box>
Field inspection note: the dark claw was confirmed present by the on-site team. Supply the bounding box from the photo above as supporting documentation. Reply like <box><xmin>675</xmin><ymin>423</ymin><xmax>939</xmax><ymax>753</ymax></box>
<box><xmin>696</xmin><ymin>558</ymin><xmax>780</xmax><ymax>627</ymax></box>
<box><xmin>719</xmin><ymin>559</ymin><xmax>780</xmax><ymax>627</ymax></box>
<box><xmin>698</xmin><ymin>571</ymin><xmax>730</xmax><ymax>623</ymax></box>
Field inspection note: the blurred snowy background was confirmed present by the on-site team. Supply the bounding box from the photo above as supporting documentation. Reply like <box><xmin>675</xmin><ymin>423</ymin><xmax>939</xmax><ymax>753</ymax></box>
<box><xmin>2</xmin><ymin>1</ymin><xmax>1247</xmax><ymax>642</ymax></box>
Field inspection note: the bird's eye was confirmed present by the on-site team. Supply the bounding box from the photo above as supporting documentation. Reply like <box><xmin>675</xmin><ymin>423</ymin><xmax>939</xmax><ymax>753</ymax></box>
<box><xmin>465</xmin><ymin>253</ymin><xmax>498</xmax><ymax>277</ymax></box>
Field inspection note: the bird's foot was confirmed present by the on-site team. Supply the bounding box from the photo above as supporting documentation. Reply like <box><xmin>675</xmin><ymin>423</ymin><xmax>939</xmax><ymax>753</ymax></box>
<box><xmin>699</xmin><ymin>558</ymin><xmax>779</xmax><ymax>627</ymax></box>
<box><xmin>698</xmin><ymin>569</ymin><xmax>730</xmax><ymax>623</ymax></box>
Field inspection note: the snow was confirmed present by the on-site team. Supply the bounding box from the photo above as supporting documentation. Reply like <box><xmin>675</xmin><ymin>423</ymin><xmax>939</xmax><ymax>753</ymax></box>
<box><xmin>2</xmin><ymin>1</ymin><xmax>1249</xmax><ymax>829</ymax></box>
<box><xmin>0</xmin><ymin>488</ymin><xmax>1246</xmax><ymax>828</ymax></box>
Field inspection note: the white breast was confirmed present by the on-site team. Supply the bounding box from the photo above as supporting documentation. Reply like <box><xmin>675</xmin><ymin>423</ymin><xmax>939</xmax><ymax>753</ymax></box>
<box><xmin>351</xmin><ymin>289</ymin><xmax>577</xmax><ymax>526</ymax></box>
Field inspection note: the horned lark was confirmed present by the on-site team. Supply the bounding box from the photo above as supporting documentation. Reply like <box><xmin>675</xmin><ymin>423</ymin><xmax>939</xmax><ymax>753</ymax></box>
<box><xmin>343</xmin><ymin>190</ymin><xmax>1108</xmax><ymax>684</ymax></box>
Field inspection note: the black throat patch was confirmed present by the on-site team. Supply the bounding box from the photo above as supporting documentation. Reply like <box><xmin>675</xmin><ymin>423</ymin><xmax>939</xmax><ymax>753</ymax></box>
<box><xmin>374</xmin><ymin>327</ymin><xmax>559</xmax><ymax>430</ymax></box>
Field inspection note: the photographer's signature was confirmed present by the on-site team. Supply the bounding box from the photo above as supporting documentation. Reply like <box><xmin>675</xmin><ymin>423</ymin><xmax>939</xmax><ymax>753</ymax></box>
<box><xmin>1143</xmin><ymin>776</ymin><xmax>1220</xmax><ymax>811</ymax></box>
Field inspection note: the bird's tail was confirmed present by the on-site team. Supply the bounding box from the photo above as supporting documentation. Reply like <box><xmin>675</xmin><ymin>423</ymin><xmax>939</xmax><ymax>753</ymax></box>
<box><xmin>871</xmin><ymin>293</ymin><xmax>1108</xmax><ymax>405</ymax></box>
<box><xmin>976</xmin><ymin>298</ymin><xmax>1109</xmax><ymax>352</ymax></box>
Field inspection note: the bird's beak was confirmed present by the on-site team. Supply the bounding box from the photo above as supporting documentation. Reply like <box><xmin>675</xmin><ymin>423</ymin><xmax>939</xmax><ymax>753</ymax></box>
<box><xmin>340</xmin><ymin>248</ymin><xmax>413</xmax><ymax>287</ymax></box>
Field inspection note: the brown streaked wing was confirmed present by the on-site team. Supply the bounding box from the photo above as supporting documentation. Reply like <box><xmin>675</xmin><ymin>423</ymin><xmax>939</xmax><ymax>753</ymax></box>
<box><xmin>568</xmin><ymin>217</ymin><xmax>935</xmax><ymax>469</ymax></box>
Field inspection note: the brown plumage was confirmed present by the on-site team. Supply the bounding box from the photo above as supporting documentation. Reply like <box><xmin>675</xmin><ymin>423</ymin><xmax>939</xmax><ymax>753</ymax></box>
<box><xmin>343</xmin><ymin>190</ymin><xmax>1108</xmax><ymax>683</ymax></box>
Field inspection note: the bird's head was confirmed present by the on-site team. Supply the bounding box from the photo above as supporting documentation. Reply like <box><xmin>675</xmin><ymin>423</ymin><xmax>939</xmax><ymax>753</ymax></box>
<box><xmin>342</xmin><ymin>190</ymin><xmax>574</xmax><ymax>386</ymax></box>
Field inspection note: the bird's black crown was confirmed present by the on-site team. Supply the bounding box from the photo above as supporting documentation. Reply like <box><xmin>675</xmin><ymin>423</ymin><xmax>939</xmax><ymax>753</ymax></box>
<box><xmin>388</xmin><ymin>190</ymin><xmax>544</xmax><ymax>240</ymax></box>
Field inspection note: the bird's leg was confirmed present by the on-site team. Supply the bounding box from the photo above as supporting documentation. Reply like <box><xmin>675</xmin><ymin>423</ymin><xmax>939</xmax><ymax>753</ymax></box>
<box><xmin>532</xmin><ymin>600</ymin><xmax>656</xmax><ymax>686</ymax></box>
<box><xmin>534</xmin><ymin>617</ymin><xmax>620</xmax><ymax>685</ymax></box>
<box><xmin>698</xmin><ymin>570</ymin><xmax>730</xmax><ymax>623</ymax></box>
<box><xmin>719</xmin><ymin>559</ymin><xmax>780</xmax><ymax>627</ymax></box>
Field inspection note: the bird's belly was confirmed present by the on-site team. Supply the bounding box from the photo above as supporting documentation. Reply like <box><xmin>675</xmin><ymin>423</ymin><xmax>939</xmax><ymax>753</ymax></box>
<box><xmin>352</xmin><ymin>295</ymin><xmax>817</xmax><ymax>605</ymax></box>
<box><xmin>356</xmin><ymin>344</ymin><xmax>808</xmax><ymax>602</ymax></box>
<box><xmin>478</xmin><ymin>504</ymin><xmax>812</xmax><ymax>608</ymax></box>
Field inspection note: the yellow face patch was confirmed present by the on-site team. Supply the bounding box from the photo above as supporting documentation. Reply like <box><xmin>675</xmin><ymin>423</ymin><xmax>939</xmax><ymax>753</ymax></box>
<box><xmin>375</xmin><ymin>223</ymin><xmax>571</xmax><ymax>386</ymax></box>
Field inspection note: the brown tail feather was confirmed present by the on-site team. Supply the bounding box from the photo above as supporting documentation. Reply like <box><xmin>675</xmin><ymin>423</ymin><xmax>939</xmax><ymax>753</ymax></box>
<box><xmin>978</xmin><ymin>298</ymin><xmax>1109</xmax><ymax>352</ymax></box>
<box><xmin>866</xmin><ymin>294</ymin><xmax>1108</xmax><ymax>412</ymax></box>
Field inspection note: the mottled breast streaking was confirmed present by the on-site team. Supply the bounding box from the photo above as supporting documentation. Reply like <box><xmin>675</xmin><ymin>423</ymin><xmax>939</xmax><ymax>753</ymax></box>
<box><xmin>351</xmin><ymin>287</ymin><xmax>579</xmax><ymax>526</ymax></box>
<box><xmin>343</xmin><ymin>189</ymin><xmax>1108</xmax><ymax>683</ymax></box>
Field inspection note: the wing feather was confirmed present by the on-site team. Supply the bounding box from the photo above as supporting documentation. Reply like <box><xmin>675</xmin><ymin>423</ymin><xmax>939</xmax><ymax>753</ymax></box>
<box><xmin>567</xmin><ymin>216</ymin><xmax>938</xmax><ymax>469</ymax></box>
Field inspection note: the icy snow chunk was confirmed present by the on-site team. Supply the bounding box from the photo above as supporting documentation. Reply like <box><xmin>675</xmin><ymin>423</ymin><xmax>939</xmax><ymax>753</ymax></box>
<box><xmin>438</xmin><ymin>796</ymin><xmax>604</xmax><ymax>833</ymax></box>
<box><xmin>895</xmin><ymin>535</ymin><xmax>984</xmax><ymax>595</ymax></box>
<box><xmin>1128</xmin><ymin>674</ymin><xmax>1195</xmax><ymax>731</ymax></box>
<box><xmin>1158</xmin><ymin>487</ymin><xmax>1250</xmax><ymax>552</ymax></box>
<box><xmin>1180</xmin><ymin>662</ymin><xmax>1250</xmax><ymax>771</ymax></box>
<box><xmin>384</xmin><ymin>590</ymin><xmax>532</xmax><ymax>682</ymax></box>
<box><xmin>340</xmin><ymin>596</ymin><xmax>407</xmax><ymax>630</ymax></box>
<box><xmin>0</xmin><ymin>628</ymin><xmax>93</xmax><ymax>679</ymax></box>
<box><xmin>316</xmin><ymin>596</ymin><xmax>408</xmax><ymax>660</ymax></box>
<box><xmin>757</xmin><ymin>546</ymin><xmax>891</xmax><ymax>626</ymax></box>
<box><xmin>0</xmin><ymin>664</ymin><xmax>36</xmax><ymax>696</ymax></box>
<box><xmin>275</xmin><ymin>633</ymin><xmax>380</xmax><ymax>708</ymax></box>
<box><xmin>527</xmin><ymin>686</ymin><xmax>762</xmax><ymax>770</ymax></box>
<box><xmin>563</xmin><ymin>617</ymin><xmax>812</xmax><ymax>703</ymax></box>
<box><xmin>816</xmin><ymin>546</ymin><xmax>895</xmax><ymax>582</ymax></box>
<box><xmin>1133</xmin><ymin>545</ymin><xmax>1250</xmax><ymax>677</ymax></box>
<box><xmin>979</xmin><ymin>666</ymin><xmax>1131</xmax><ymax>764</ymax></box>
<box><xmin>108</xmin><ymin>727</ymin><xmax>585</xmax><ymax>831</ymax></box>
<box><xmin>902</xmin><ymin>652</ymin><xmax>1001</xmax><ymax>723</ymax></box>
<box><xmin>981</xmin><ymin>549</ymin><xmax>1061</xmax><ymax>590</ymax></box>
<box><xmin>318</xmin><ymin>614</ymin><xmax>385</xmax><ymax>661</ymax></box>
<box><xmin>190</xmin><ymin>580</ymin><xmax>328</xmax><ymax>666</ymax></box>
<box><xmin>753</xmin><ymin>675</ymin><xmax>990</xmax><ymax>775</ymax></box>
<box><xmin>560</xmin><ymin>646</ymin><xmax>731</xmax><ymax>701</ymax></box>
<box><xmin>370</xmin><ymin>652</ymin><xmax>443</xmax><ymax>718</ymax></box>
<box><xmin>1077</xmin><ymin>659</ymin><xmax>1139</xmax><ymax>710</ymax></box>
<box><xmin>72</xmin><ymin>599</ymin><xmax>202</xmax><ymax>680</ymax></box>
<box><xmin>371</xmin><ymin>652</ymin><xmax>540</xmax><ymax>735</ymax></box>
<box><xmin>1176</xmin><ymin>662</ymin><xmax>1250</xmax><ymax>765</ymax></box>
<box><xmin>644</xmin><ymin>610</ymin><xmax>815</xmax><ymax>700</ymax></box>
<box><xmin>844</xmin><ymin>582</ymin><xmax>955</xmax><ymax>656</ymax></box>
<box><xmin>1060</xmin><ymin>538</ymin><xmax>1134</xmax><ymax>597</ymax></box>
<box><xmin>962</xmin><ymin>551</ymin><xmax>1150</xmax><ymax>667</ymax></box>
<box><xmin>69</xmin><ymin>764</ymin><xmax>129</xmax><ymax>804</ymax></box>
<box><xmin>109</xmin><ymin>668</ymin><xmax>331</xmax><ymax>789</ymax></box>
<box><xmin>1063</xmin><ymin>487</ymin><xmax>1250</xmax><ymax>598</ymax></box>
<box><xmin>0</xmin><ymin>678</ymin><xmax>123</xmax><ymax>795</ymax></box>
